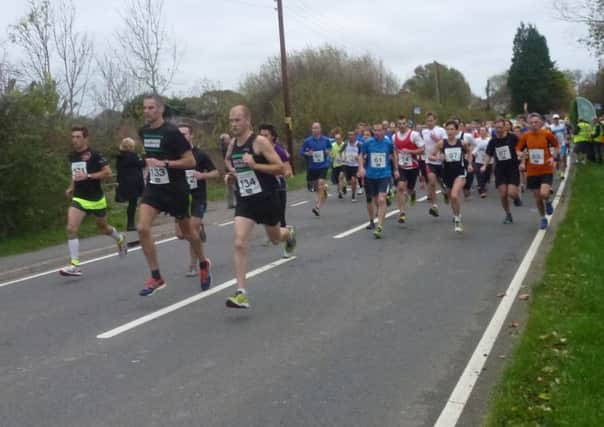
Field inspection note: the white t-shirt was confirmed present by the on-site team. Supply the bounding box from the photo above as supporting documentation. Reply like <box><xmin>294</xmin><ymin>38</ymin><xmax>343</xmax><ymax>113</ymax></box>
<box><xmin>458</xmin><ymin>131</ymin><xmax>476</xmax><ymax>150</ymax></box>
<box><xmin>548</xmin><ymin>123</ymin><xmax>567</xmax><ymax>146</ymax></box>
<box><xmin>421</xmin><ymin>126</ymin><xmax>447</xmax><ymax>165</ymax></box>
<box><xmin>473</xmin><ymin>137</ymin><xmax>493</xmax><ymax>165</ymax></box>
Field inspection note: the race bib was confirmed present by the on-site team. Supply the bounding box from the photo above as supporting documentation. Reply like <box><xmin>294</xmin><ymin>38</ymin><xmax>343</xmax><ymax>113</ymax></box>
<box><xmin>149</xmin><ymin>166</ymin><xmax>170</xmax><ymax>185</ymax></box>
<box><xmin>529</xmin><ymin>149</ymin><xmax>545</xmax><ymax>165</ymax></box>
<box><xmin>185</xmin><ymin>169</ymin><xmax>198</xmax><ymax>190</ymax></box>
<box><xmin>237</xmin><ymin>170</ymin><xmax>262</xmax><ymax>197</ymax></box>
<box><xmin>371</xmin><ymin>152</ymin><xmax>386</xmax><ymax>168</ymax></box>
<box><xmin>346</xmin><ymin>152</ymin><xmax>357</xmax><ymax>163</ymax></box>
<box><xmin>71</xmin><ymin>161</ymin><xmax>87</xmax><ymax>178</ymax></box>
<box><xmin>495</xmin><ymin>146</ymin><xmax>511</xmax><ymax>161</ymax></box>
<box><xmin>398</xmin><ymin>152</ymin><xmax>413</xmax><ymax>167</ymax></box>
<box><xmin>312</xmin><ymin>151</ymin><xmax>325</xmax><ymax>163</ymax></box>
<box><xmin>444</xmin><ymin>147</ymin><xmax>462</xmax><ymax>163</ymax></box>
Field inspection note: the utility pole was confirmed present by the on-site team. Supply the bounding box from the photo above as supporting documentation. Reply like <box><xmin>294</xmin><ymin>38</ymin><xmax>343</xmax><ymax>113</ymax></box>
<box><xmin>276</xmin><ymin>0</ymin><xmax>295</xmax><ymax>172</ymax></box>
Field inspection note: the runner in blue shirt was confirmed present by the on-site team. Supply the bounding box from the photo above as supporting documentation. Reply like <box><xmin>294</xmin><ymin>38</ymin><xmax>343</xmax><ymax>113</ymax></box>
<box><xmin>357</xmin><ymin>123</ymin><xmax>398</xmax><ymax>239</ymax></box>
<box><xmin>300</xmin><ymin>122</ymin><xmax>332</xmax><ymax>216</ymax></box>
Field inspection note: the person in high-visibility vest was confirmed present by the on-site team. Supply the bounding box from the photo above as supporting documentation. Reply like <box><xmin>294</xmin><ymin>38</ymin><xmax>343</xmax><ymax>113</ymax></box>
<box><xmin>591</xmin><ymin>117</ymin><xmax>604</xmax><ymax>163</ymax></box>
<box><xmin>573</xmin><ymin>118</ymin><xmax>592</xmax><ymax>164</ymax></box>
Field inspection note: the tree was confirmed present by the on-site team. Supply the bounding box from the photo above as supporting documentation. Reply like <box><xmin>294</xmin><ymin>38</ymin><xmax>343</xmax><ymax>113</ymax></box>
<box><xmin>402</xmin><ymin>62</ymin><xmax>473</xmax><ymax>108</ymax></box>
<box><xmin>9</xmin><ymin>0</ymin><xmax>53</xmax><ymax>84</ymax></box>
<box><xmin>578</xmin><ymin>68</ymin><xmax>604</xmax><ymax>105</ymax></box>
<box><xmin>53</xmin><ymin>0</ymin><xmax>93</xmax><ymax>115</ymax></box>
<box><xmin>93</xmin><ymin>53</ymin><xmax>136</xmax><ymax>112</ymax></box>
<box><xmin>115</xmin><ymin>0</ymin><xmax>180</xmax><ymax>94</ymax></box>
<box><xmin>507</xmin><ymin>23</ymin><xmax>572</xmax><ymax>113</ymax></box>
<box><xmin>486</xmin><ymin>72</ymin><xmax>511</xmax><ymax>114</ymax></box>
<box><xmin>0</xmin><ymin>43</ymin><xmax>21</xmax><ymax>94</ymax></box>
<box><xmin>553</xmin><ymin>0</ymin><xmax>604</xmax><ymax>56</ymax></box>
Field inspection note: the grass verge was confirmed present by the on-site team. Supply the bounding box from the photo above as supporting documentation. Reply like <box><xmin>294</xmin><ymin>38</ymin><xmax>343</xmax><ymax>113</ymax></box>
<box><xmin>485</xmin><ymin>164</ymin><xmax>604</xmax><ymax>426</ymax></box>
<box><xmin>0</xmin><ymin>173</ymin><xmax>310</xmax><ymax>258</ymax></box>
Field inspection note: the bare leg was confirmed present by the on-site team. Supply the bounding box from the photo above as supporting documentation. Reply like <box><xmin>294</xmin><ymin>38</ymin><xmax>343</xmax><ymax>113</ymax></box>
<box><xmin>137</xmin><ymin>203</ymin><xmax>160</xmax><ymax>271</ymax></box>
<box><xmin>450</xmin><ymin>177</ymin><xmax>465</xmax><ymax>216</ymax></box>
<box><xmin>376</xmin><ymin>194</ymin><xmax>387</xmax><ymax>226</ymax></box>
<box><xmin>233</xmin><ymin>216</ymin><xmax>256</xmax><ymax>290</ymax></box>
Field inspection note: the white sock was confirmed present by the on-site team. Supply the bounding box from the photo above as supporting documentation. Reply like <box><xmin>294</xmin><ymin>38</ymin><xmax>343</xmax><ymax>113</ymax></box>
<box><xmin>68</xmin><ymin>238</ymin><xmax>79</xmax><ymax>264</ymax></box>
<box><xmin>237</xmin><ymin>288</ymin><xmax>247</xmax><ymax>294</ymax></box>
<box><xmin>454</xmin><ymin>215</ymin><xmax>461</xmax><ymax>222</ymax></box>
<box><xmin>110</xmin><ymin>227</ymin><xmax>120</xmax><ymax>241</ymax></box>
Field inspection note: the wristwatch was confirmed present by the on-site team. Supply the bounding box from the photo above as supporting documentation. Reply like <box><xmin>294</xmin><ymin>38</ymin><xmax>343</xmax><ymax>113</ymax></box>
<box><xmin>164</xmin><ymin>160</ymin><xmax>169</xmax><ymax>168</ymax></box>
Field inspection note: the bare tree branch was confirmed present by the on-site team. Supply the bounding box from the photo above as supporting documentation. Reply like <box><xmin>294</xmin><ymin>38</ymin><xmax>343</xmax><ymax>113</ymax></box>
<box><xmin>8</xmin><ymin>0</ymin><xmax>53</xmax><ymax>83</ymax></box>
<box><xmin>53</xmin><ymin>0</ymin><xmax>93</xmax><ymax>116</ymax></box>
<box><xmin>115</xmin><ymin>0</ymin><xmax>181</xmax><ymax>94</ymax></box>
<box><xmin>93</xmin><ymin>53</ymin><xmax>136</xmax><ymax>111</ymax></box>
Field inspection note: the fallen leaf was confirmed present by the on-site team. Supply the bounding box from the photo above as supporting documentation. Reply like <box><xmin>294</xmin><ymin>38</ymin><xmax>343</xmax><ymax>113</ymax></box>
<box><xmin>510</xmin><ymin>321</ymin><xmax>520</xmax><ymax>328</ymax></box>
<box><xmin>518</xmin><ymin>293</ymin><xmax>530</xmax><ymax>301</ymax></box>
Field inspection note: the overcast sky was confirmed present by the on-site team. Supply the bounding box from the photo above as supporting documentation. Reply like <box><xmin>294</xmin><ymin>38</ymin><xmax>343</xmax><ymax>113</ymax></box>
<box><xmin>1</xmin><ymin>0</ymin><xmax>598</xmax><ymax>98</ymax></box>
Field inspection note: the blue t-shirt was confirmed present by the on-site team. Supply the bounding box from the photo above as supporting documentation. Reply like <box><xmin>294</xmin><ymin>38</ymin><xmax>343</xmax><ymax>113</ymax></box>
<box><xmin>361</xmin><ymin>137</ymin><xmax>393</xmax><ymax>179</ymax></box>
<box><xmin>300</xmin><ymin>135</ymin><xmax>332</xmax><ymax>170</ymax></box>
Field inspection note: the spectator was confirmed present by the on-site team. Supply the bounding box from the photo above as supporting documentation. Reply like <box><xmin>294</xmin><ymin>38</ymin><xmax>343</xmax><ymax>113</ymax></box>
<box><xmin>115</xmin><ymin>137</ymin><xmax>145</xmax><ymax>231</ymax></box>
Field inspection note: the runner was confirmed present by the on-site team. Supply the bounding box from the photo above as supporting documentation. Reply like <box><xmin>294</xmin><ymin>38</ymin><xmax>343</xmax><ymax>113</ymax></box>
<box><xmin>59</xmin><ymin>126</ymin><xmax>127</xmax><ymax>276</ymax></box>
<box><xmin>136</xmin><ymin>95</ymin><xmax>211</xmax><ymax>296</ymax></box>
<box><xmin>357</xmin><ymin>123</ymin><xmax>398</xmax><ymax>238</ymax></box>
<box><xmin>421</xmin><ymin>112</ymin><xmax>448</xmax><ymax>217</ymax></box>
<box><xmin>343</xmin><ymin>131</ymin><xmax>361</xmax><ymax>202</ymax></box>
<box><xmin>300</xmin><ymin>122</ymin><xmax>331</xmax><ymax>216</ymax></box>
<box><xmin>458</xmin><ymin>121</ymin><xmax>476</xmax><ymax>199</ymax></box>
<box><xmin>473</xmin><ymin>126</ymin><xmax>493</xmax><ymax>198</ymax></box>
<box><xmin>224</xmin><ymin>105</ymin><xmax>297</xmax><ymax>308</ymax></box>
<box><xmin>431</xmin><ymin>121</ymin><xmax>472</xmax><ymax>233</ymax></box>
<box><xmin>517</xmin><ymin>113</ymin><xmax>559</xmax><ymax>230</ymax></box>
<box><xmin>548</xmin><ymin>114</ymin><xmax>569</xmax><ymax>179</ymax></box>
<box><xmin>329</xmin><ymin>129</ymin><xmax>347</xmax><ymax>199</ymax></box>
<box><xmin>483</xmin><ymin>119</ymin><xmax>522</xmax><ymax>224</ymax></box>
<box><xmin>175</xmin><ymin>124</ymin><xmax>219</xmax><ymax>277</ymax></box>
<box><xmin>393</xmin><ymin>115</ymin><xmax>424</xmax><ymax>223</ymax></box>
<box><xmin>258</xmin><ymin>123</ymin><xmax>293</xmax><ymax>256</ymax></box>
<box><xmin>360</xmin><ymin>128</ymin><xmax>378</xmax><ymax>229</ymax></box>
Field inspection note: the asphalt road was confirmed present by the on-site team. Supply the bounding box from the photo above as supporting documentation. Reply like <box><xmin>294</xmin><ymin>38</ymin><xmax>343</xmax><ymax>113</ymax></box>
<box><xmin>0</xmin><ymin>183</ymin><xmax>549</xmax><ymax>427</ymax></box>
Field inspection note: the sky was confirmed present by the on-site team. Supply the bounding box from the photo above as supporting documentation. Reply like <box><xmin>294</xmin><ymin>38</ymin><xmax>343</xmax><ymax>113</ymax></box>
<box><xmin>0</xmin><ymin>0</ymin><xmax>598</xmax><ymax>100</ymax></box>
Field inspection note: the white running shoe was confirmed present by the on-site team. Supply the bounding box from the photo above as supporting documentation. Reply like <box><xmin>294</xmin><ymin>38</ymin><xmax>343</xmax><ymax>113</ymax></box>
<box><xmin>59</xmin><ymin>264</ymin><xmax>82</xmax><ymax>277</ymax></box>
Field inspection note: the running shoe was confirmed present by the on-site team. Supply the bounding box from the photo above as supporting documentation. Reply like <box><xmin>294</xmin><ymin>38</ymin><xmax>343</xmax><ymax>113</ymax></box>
<box><xmin>429</xmin><ymin>206</ymin><xmax>440</xmax><ymax>217</ymax></box>
<box><xmin>59</xmin><ymin>264</ymin><xmax>82</xmax><ymax>277</ymax></box>
<box><xmin>200</xmin><ymin>258</ymin><xmax>212</xmax><ymax>291</ymax></box>
<box><xmin>357</xmin><ymin>188</ymin><xmax>364</xmax><ymax>195</ymax></box>
<box><xmin>545</xmin><ymin>200</ymin><xmax>554</xmax><ymax>216</ymax></box>
<box><xmin>539</xmin><ymin>217</ymin><xmax>548</xmax><ymax>230</ymax></box>
<box><xmin>312</xmin><ymin>207</ymin><xmax>320</xmax><ymax>217</ymax></box>
<box><xmin>366</xmin><ymin>221</ymin><xmax>375</xmax><ymax>230</ymax></box>
<box><xmin>443</xmin><ymin>192</ymin><xmax>450</xmax><ymax>204</ymax></box>
<box><xmin>480</xmin><ymin>192</ymin><xmax>487</xmax><ymax>199</ymax></box>
<box><xmin>351</xmin><ymin>195</ymin><xmax>358</xmax><ymax>203</ymax></box>
<box><xmin>139</xmin><ymin>277</ymin><xmax>166</xmax><ymax>296</ymax></box>
<box><xmin>410</xmin><ymin>192</ymin><xmax>417</xmax><ymax>206</ymax></box>
<box><xmin>185</xmin><ymin>265</ymin><xmax>198</xmax><ymax>277</ymax></box>
<box><xmin>373</xmin><ymin>224</ymin><xmax>384</xmax><ymax>239</ymax></box>
<box><xmin>513</xmin><ymin>197</ymin><xmax>523</xmax><ymax>207</ymax></box>
<box><xmin>503</xmin><ymin>213</ymin><xmax>513</xmax><ymax>224</ymax></box>
<box><xmin>398</xmin><ymin>213</ymin><xmax>407</xmax><ymax>224</ymax></box>
<box><xmin>454</xmin><ymin>219</ymin><xmax>464</xmax><ymax>233</ymax></box>
<box><xmin>117</xmin><ymin>233</ymin><xmax>128</xmax><ymax>258</ymax></box>
<box><xmin>226</xmin><ymin>290</ymin><xmax>250</xmax><ymax>309</ymax></box>
<box><xmin>283</xmin><ymin>225</ymin><xmax>297</xmax><ymax>258</ymax></box>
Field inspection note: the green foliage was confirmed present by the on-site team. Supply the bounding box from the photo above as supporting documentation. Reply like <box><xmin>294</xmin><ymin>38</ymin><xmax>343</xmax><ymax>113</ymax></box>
<box><xmin>508</xmin><ymin>23</ymin><xmax>573</xmax><ymax>114</ymax></box>
<box><xmin>403</xmin><ymin>62</ymin><xmax>473</xmax><ymax>108</ymax></box>
<box><xmin>0</xmin><ymin>81</ymin><xmax>68</xmax><ymax>238</ymax></box>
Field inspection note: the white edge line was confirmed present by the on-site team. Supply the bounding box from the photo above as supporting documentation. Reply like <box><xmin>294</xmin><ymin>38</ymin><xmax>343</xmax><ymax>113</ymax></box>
<box><xmin>433</xmin><ymin>162</ymin><xmax>571</xmax><ymax>427</ymax></box>
<box><xmin>290</xmin><ymin>200</ymin><xmax>309</xmax><ymax>207</ymax></box>
<box><xmin>97</xmin><ymin>256</ymin><xmax>297</xmax><ymax>339</ymax></box>
<box><xmin>218</xmin><ymin>220</ymin><xmax>235</xmax><ymax>227</ymax></box>
<box><xmin>0</xmin><ymin>237</ymin><xmax>178</xmax><ymax>289</ymax></box>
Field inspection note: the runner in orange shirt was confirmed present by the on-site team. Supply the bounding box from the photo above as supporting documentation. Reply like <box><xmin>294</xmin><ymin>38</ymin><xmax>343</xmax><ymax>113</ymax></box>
<box><xmin>516</xmin><ymin>113</ymin><xmax>559</xmax><ymax>230</ymax></box>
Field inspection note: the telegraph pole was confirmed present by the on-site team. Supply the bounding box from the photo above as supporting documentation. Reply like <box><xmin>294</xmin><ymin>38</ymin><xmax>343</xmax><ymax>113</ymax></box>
<box><xmin>276</xmin><ymin>0</ymin><xmax>295</xmax><ymax>172</ymax></box>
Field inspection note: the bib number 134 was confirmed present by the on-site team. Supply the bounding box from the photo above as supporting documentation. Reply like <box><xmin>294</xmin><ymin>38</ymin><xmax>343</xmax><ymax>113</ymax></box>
<box><xmin>237</xmin><ymin>170</ymin><xmax>262</xmax><ymax>196</ymax></box>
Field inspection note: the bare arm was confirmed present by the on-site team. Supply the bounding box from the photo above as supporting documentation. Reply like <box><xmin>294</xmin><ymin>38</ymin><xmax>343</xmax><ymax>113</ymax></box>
<box><xmin>246</xmin><ymin>136</ymin><xmax>285</xmax><ymax>176</ymax></box>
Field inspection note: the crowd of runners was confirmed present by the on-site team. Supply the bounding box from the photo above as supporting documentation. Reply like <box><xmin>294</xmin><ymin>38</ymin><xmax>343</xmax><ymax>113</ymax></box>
<box><xmin>59</xmin><ymin>95</ymin><xmax>580</xmax><ymax>308</ymax></box>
